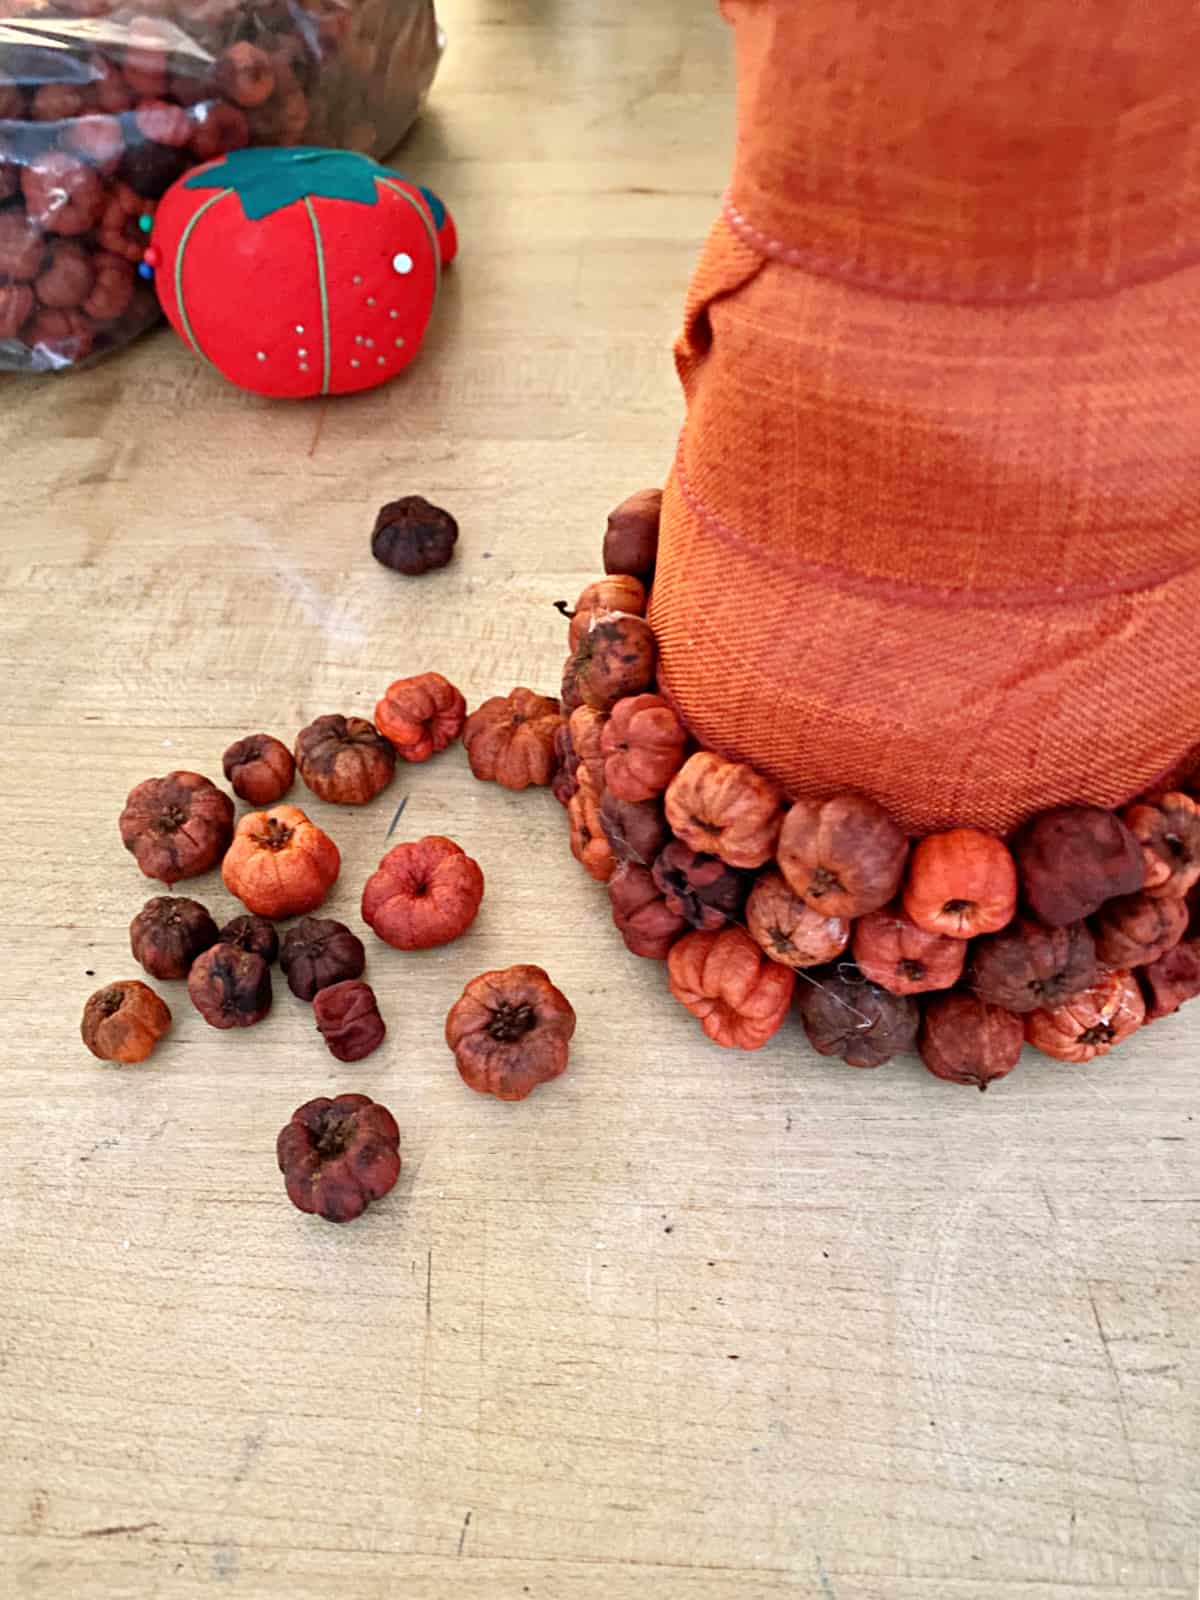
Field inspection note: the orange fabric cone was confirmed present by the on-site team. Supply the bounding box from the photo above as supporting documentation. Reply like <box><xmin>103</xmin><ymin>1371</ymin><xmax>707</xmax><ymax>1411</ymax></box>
<box><xmin>650</xmin><ymin>0</ymin><xmax>1200</xmax><ymax>834</ymax></box>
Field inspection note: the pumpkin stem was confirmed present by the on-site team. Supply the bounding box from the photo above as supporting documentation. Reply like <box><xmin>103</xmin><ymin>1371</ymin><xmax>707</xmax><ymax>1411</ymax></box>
<box><xmin>487</xmin><ymin>1001</ymin><xmax>536</xmax><ymax>1042</ymax></box>
<box><xmin>942</xmin><ymin>898</ymin><xmax>974</xmax><ymax>916</ymax></box>
<box><xmin>1078</xmin><ymin>1021</ymin><xmax>1115</xmax><ymax>1048</ymax></box>
<box><xmin>808</xmin><ymin>866</ymin><xmax>842</xmax><ymax>898</ymax></box>
<box><xmin>553</xmin><ymin>600</ymin><xmax>575</xmax><ymax>619</ymax></box>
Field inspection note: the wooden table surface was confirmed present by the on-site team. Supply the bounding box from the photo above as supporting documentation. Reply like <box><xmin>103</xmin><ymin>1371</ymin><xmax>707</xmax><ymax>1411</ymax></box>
<box><xmin>1</xmin><ymin>3</ymin><xmax>1196</xmax><ymax>1596</ymax></box>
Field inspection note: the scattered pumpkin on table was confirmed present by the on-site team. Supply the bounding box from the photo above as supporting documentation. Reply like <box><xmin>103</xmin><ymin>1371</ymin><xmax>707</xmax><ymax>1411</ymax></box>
<box><xmin>600</xmin><ymin>692</ymin><xmax>687</xmax><ymax>803</ymax></box>
<box><xmin>221</xmin><ymin>733</ymin><xmax>295</xmax><ymax>806</ymax></box>
<box><xmin>665</xmin><ymin>751</ymin><xmax>783</xmax><ymax>869</ymax></box>
<box><xmin>361</xmin><ymin>835</ymin><xmax>485</xmax><ymax>949</ymax></box>
<box><xmin>295</xmin><ymin>714</ymin><xmax>396</xmax><ymax>806</ymax></box>
<box><xmin>187</xmin><ymin>942</ymin><xmax>273</xmax><ymax>1029</ymax></box>
<box><xmin>81</xmin><ymin>979</ymin><xmax>171</xmax><ymax>1063</ymax></box>
<box><xmin>463</xmin><ymin>688</ymin><xmax>562</xmax><ymax>790</ymax></box>
<box><xmin>129</xmin><ymin>895</ymin><xmax>218</xmax><ymax>980</ymax></box>
<box><xmin>776</xmin><ymin>793</ymin><xmax>908</xmax><ymax>918</ymax></box>
<box><xmin>119</xmin><ymin>771</ymin><xmax>235</xmax><ymax>884</ymax></box>
<box><xmin>371</xmin><ymin>497</ymin><xmax>458</xmax><ymax>576</ymax></box>
<box><xmin>746</xmin><ymin>869</ymin><xmax>850</xmax><ymax>969</ymax></box>
<box><xmin>1025</xmin><ymin>969</ymin><xmax>1146</xmax><ymax>1062</ymax></box>
<box><xmin>280</xmin><ymin>916</ymin><xmax>366</xmax><ymax>1000</ymax></box>
<box><xmin>374</xmin><ymin>671</ymin><xmax>467</xmax><ymax>763</ymax></box>
<box><xmin>850</xmin><ymin>903</ymin><xmax>965</xmax><ymax>996</ymax></box>
<box><xmin>217</xmin><ymin>914</ymin><xmax>279</xmax><ymax>964</ymax></box>
<box><xmin>902</xmin><ymin>828</ymin><xmax>1018</xmax><ymax>940</ymax></box>
<box><xmin>667</xmin><ymin>926</ymin><xmax>795</xmax><ymax>1050</ymax></box>
<box><xmin>222</xmin><ymin>805</ymin><xmax>340</xmax><ymax>918</ymax></box>
<box><xmin>276</xmin><ymin>1094</ymin><xmax>401</xmax><ymax>1224</ymax></box>
<box><xmin>445</xmin><ymin>965</ymin><xmax>576</xmax><ymax>1101</ymax></box>
<box><xmin>918</xmin><ymin>992</ymin><xmax>1024</xmax><ymax>1090</ymax></box>
<box><xmin>313</xmin><ymin>980</ymin><xmax>386</xmax><ymax>1062</ymax></box>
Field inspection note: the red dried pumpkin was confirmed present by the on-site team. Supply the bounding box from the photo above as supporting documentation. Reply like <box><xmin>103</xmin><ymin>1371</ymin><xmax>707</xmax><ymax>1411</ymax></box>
<box><xmin>568</xmin><ymin>775</ymin><xmax>616</xmax><ymax>882</ymax></box>
<box><xmin>776</xmin><ymin>793</ymin><xmax>908</xmax><ymax>918</ymax></box>
<box><xmin>374</xmin><ymin>671</ymin><xmax>466</xmax><ymax>763</ymax></box>
<box><xmin>851</xmin><ymin>903</ymin><xmax>966</xmax><ymax>995</ymax></box>
<box><xmin>665</xmin><ymin>751</ymin><xmax>783</xmax><ymax>869</ymax></box>
<box><xmin>1025</xmin><ymin>970</ymin><xmax>1145</xmax><ymax>1062</ymax></box>
<box><xmin>361</xmin><ymin>836</ymin><xmax>484</xmax><ymax>949</ymax></box>
<box><xmin>608</xmin><ymin>862</ymin><xmax>686</xmax><ymax>960</ymax></box>
<box><xmin>1120</xmin><ymin>792</ymin><xmax>1200</xmax><ymax>900</ymax></box>
<box><xmin>601</xmin><ymin>693</ymin><xmax>688</xmax><ymax>803</ymax></box>
<box><xmin>463</xmin><ymin>688</ymin><xmax>562</xmax><ymax>790</ymax></box>
<box><xmin>902</xmin><ymin>829</ymin><xmax>1017</xmax><ymax>940</ymax></box>
<box><xmin>745</xmin><ymin>870</ymin><xmax>850</xmax><ymax>969</ymax></box>
<box><xmin>564</xmin><ymin>576</ymin><xmax>646</xmax><ymax>648</ymax></box>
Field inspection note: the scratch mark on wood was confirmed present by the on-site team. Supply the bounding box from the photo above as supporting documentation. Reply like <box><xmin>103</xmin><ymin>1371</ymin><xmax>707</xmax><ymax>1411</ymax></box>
<box><xmin>457</xmin><ymin>1509</ymin><xmax>472</xmax><ymax>1556</ymax></box>
<box><xmin>815</xmin><ymin>1554</ymin><xmax>837</xmax><ymax>1598</ymax></box>
<box><xmin>385</xmin><ymin>794</ymin><xmax>409</xmax><ymax>840</ymax></box>
<box><xmin>426</xmin><ymin>1248</ymin><xmax>432</xmax><ymax>1322</ymax></box>
<box><xmin>80</xmin><ymin>1521</ymin><xmax>161</xmax><ymax>1539</ymax></box>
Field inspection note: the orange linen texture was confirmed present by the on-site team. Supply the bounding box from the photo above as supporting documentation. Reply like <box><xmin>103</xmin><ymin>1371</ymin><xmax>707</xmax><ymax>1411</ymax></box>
<box><xmin>649</xmin><ymin>0</ymin><xmax>1200</xmax><ymax>834</ymax></box>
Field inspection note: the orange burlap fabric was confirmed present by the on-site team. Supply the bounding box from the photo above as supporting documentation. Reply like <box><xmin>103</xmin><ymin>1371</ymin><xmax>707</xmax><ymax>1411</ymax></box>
<box><xmin>650</xmin><ymin>0</ymin><xmax>1200</xmax><ymax>835</ymax></box>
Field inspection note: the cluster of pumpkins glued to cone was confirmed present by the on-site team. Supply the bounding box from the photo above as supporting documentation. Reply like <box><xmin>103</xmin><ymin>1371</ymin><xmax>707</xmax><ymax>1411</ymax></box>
<box><xmin>548</xmin><ymin>489</ymin><xmax>1200</xmax><ymax>1088</ymax></box>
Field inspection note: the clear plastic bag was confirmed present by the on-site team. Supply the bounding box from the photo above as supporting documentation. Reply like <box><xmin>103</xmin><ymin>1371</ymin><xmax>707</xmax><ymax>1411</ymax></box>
<box><xmin>0</xmin><ymin>0</ymin><xmax>441</xmax><ymax>371</ymax></box>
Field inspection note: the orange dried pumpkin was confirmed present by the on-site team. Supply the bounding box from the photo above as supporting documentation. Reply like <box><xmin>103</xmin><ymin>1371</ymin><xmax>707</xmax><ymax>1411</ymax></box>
<box><xmin>568</xmin><ymin>775</ymin><xmax>616</xmax><ymax>882</ymax></box>
<box><xmin>851</xmin><ymin>903</ymin><xmax>966</xmax><ymax>995</ymax></box>
<box><xmin>572</xmin><ymin>612</ymin><xmax>657</xmax><ymax>711</ymax></box>
<box><xmin>776</xmin><ymin>793</ymin><xmax>908</xmax><ymax>918</ymax></box>
<box><xmin>374</xmin><ymin>671</ymin><xmax>466</xmax><ymax>763</ymax></box>
<box><xmin>564</xmin><ymin>576</ymin><xmax>646</xmax><ymax>648</ymax></box>
<box><xmin>222</xmin><ymin>805</ymin><xmax>340</xmax><ymax>918</ymax></box>
<box><xmin>295</xmin><ymin>714</ymin><xmax>395</xmax><ymax>805</ymax></box>
<box><xmin>746</xmin><ymin>869</ymin><xmax>849</xmax><ymax>969</ymax></box>
<box><xmin>81</xmin><ymin>979</ymin><xmax>171</xmax><ymax>1064</ymax></box>
<box><xmin>567</xmin><ymin>704</ymin><xmax>609</xmax><ymax>793</ymax></box>
<box><xmin>463</xmin><ymin>688</ymin><xmax>561</xmax><ymax>790</ymax></box>
<box><xmin>1025</xmin><ymin>969</ymin><xmax>1146</xmax><ymax>1062</ymax></box>
<box><xmin>1120</xmin><ymin>791</ymin><xmax>1200</xmax><ymax>900</ymax></box>
<box><xmin>608</xmin><ymin>862</ymin><xmax>686</xmax><ymax>960</ymax></box>
<box><xmin>445</xmin><ymin>965</ymin><xmax>576</xmax><ymax>1101</ymax></box>
<box><xmin>667</xmin><ymin>926</ymin><xmax>795</xmax><ymax>1050</ymax></box>
<box><xmin>665</xmin><ymin>751</ymin><xmax>783</xmax><ymax>869</ymax></box>
<box><xmin>1092</xmin><ymin>891</ymin><xmax>1188</xmax><ymax>969</ymax></box>
<box><xmin>902</xmin><ymin>829</ymin><xmax>1017</xmax><ymax>940</ymax></box>
<box><xmin>601</xmin><ymin>693</ymin><xmax>688</xmax><ymax>803</ymax></box>
<box><xmin>361</xmin><ymin>836</ymin><xmax>484</xmax><ymax>950</ymax></box>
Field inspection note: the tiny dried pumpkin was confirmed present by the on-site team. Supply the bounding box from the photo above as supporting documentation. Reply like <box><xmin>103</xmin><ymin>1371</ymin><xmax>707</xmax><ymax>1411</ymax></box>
<box><xmin>81</xmin><ymin>979</ymin><xmax>171</xmax><ymax>1063</ymax></box>
<box><xmin>276</xmin><ymin>1094</ymin><xmax>401</xmax><ymax>1224</ymax></box>
<box><xmin>919</xmin><ymin>993</ymin><xmax>1024</xmax><ymax>1091</ymax></box>
<box><xmin>608</xmin><ymin>862</ymin><xmax>686</xmax><ymax>960</ymax></box>
<box><xmin>572</xmin><ymin>612</ymin><xmax>658</xmax><ymax>711</ymax></box>
<box><xmin>561</xmin><ymin>575</ymin><xmax>646</xmax><ymax>649</ymax></box>
<box><xmin>902</xmin><ymin>829</ymin><xmax>1017</xmax><ymax>940</ymax></box>
<box><xmin>221</xmin><ymin>805</ymin><xmax>340</xmax><ymax>918</ymax></box>
<box><xmin>668</xmin><ymin>926</ymin><xmax>795</xmax><ymax>1050</ymax></box>
<box><xmin>851</xmin><ymin>903</ymin><xmax>965</xmax><ymax>995</ymax></box>
<box><xmin>445</xmin><ymin>964</ymin><xmax>576</xmax><ymax>1100</ymax></box>
<box><xmin>603</xmin><ymin>487</ymin><xmax>661</xmax><ymax>580</ymax></box>
<box><xmin>374</xmin><ymin>671</ymin><xmax>466</xmax><ymax>763</ymax></box>
<box><xmin>187</xmin><ymin>943</ymin><xmax>272</xmax><ymax>1029</ymax></box>
<box><xmin>652</xmin><ymin>839</ymin><xmax>750</xmax><ymax>930</ymax></box>
<box><xmin>568</xmin><ymin>776</ymin><xmax>616</xmax><ymax>882</ymax></box>
<box><xmin>967</xmin><ymin>918</ymin><xmax>1096</xmax><ymax>1013</ymax></box>
<box><xmin>1120</xmin><ymin>792</ymin><xmax>1200</xmax><ymax>900</ymax></box>
<box><xmin>295</xmin><ymin>714</ymin><xmax>395</xmax><ymax>805</ymax></box>
<box><xmin>129</xmin><ymin>895</ymin><xmax>218</xmax><ymax>980</ymax></box>
<box><xmin>1025</xmin><ymin>969</ymin><xmax>1145</xmax><ymax>1062</ymax></box>
<box><xmin>218</xmin><ymin>913</ymin><xmax>279</xmax><ymax>964</ymax></box>
<box><xmin>280</xmin><ymin>916</ymin><xmax>366</xmax><ymax>1000</ymax></box>
<box><xmin>599</xmin><ymin>792</ymin><xmax>669</xmax><ymax>868</ymax></box>
<box><xmin>1013</xmin><ymin>805</ymin><xmax>1144</xmax><ymax>927</ymax></box>
<box><xmin>601</xmin><ymin>693</ymin><xmax>687</xmax><ymax>803</ymax></box>
<box><xmin>665</xmin><ymin>751</ymin><xmax>783</xmax><ymax>869</ymax></box>
<box><xmin>776</xmin><ymin>793</ymin><xmax>908</xmax><ymax>918</ymax></box>
<box><xmin>119</xmin><ymin>771</ymin><xmax>235</xmax><ymax>884</ymax></box>
<box><xmin>1139</xmin><ymin>940</ymin><xmax>1200</xmax><ymax>1022</ymax></box>
<box><xmin>222</xmin><ymin>733</ymin><xmax>295</xmax><ymax>805</ymax></box>
<box><xmin>313</xmin><ymin>980</ymin><xmax>386</xmax><ymax>1062</ymax></box>
<box><xmin>1091</xmin><ymin>890</ymin><xmax>1188</xmax><ymax>969</ymax></box>
<box><xmin>567</xmin><ymin>704</ymin><xmax>609</xmax><ymax>792</ymax></box>
<box><xmin>552</xmin><ymin>722</ymin><xmax>580</xmax><ymax>807</ymax></box>
<box><xmin>746</xmin><ymin>869</ymin><xmax>850</xmax><ymax>969</ymax></box>
<box><xmin>796</xmin><ymin>967</ymin><xmax>919</xmax><ymax>1069</ymax></box>
<box><xmin>463</xmin><ymin>688</ymin><xmax>561</xmax><ymax>790</ymax></box>
<box><xmin>362</xmin><ymin>835</ymin><xmax>484</xmax><ymax>949</ymax></box>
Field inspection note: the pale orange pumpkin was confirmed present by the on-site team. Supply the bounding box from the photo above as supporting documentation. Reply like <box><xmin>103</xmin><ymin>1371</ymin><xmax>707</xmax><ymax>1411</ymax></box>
<box><xmin>902</xmin><ymin>829</ymin><xmax>1017</xmax><ymax>940</ymax></box>
<box><xmin>222</xmin><ymin>805</ymin><xmax>340</xmax><ymax>919</ymax></box>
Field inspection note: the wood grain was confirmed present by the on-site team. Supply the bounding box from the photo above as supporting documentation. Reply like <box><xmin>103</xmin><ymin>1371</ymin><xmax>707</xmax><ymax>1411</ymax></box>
<box><xmin>0</xmin><ymin>2</ymin><xmax>1196</xmax><ymax>1596</ymax></box>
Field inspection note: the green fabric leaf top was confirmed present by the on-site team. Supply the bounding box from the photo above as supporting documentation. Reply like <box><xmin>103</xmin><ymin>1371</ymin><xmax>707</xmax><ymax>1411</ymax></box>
<box><xmin>185</xmin><ymin>147</ymin><xmax>395</xmax><ymax>221</ymax></box>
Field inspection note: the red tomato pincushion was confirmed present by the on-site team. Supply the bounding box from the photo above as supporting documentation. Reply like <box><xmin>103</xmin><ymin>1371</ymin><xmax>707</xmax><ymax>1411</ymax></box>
<box><xmin>147</xmin><ymin>147</ymin><xmax>457</xmax><ymax>399</ymax></box>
